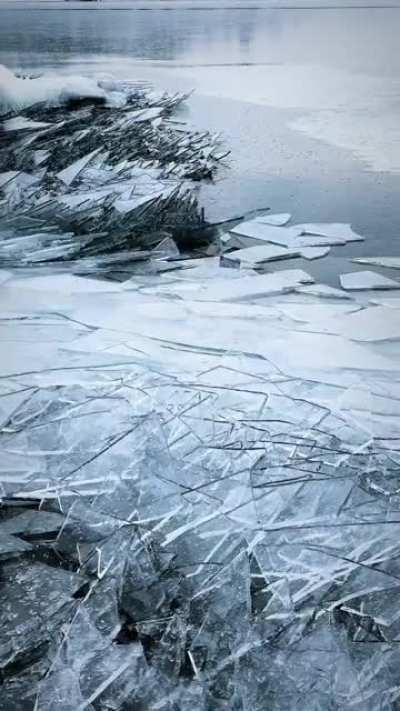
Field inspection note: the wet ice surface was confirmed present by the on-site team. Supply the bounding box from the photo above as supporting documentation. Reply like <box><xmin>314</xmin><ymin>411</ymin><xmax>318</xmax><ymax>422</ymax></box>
<box><xmin>2</xmin><ymin>70</ymin><xmax>400</xmax><ymax>711</ymax></box>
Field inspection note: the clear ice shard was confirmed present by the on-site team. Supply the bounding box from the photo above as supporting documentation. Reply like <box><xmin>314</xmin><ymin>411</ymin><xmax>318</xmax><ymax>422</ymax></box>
<box><xmin>56</xmin><ymin>148</ymin><xmax>103</xmax><ymax>187</ymax></box>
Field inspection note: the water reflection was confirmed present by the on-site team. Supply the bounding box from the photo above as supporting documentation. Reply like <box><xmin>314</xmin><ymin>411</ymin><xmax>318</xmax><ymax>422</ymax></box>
<box><xmin>0</xmin><ymin>4</ymin><xmax>399</xmax><ymax>75</ymax></box>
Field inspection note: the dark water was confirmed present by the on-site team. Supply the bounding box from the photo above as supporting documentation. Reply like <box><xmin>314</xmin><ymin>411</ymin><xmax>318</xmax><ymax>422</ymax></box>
<box><xmin>1</xmin><ymin>0</ymin><xmax>400</xmax><ymax>268</ymax></box>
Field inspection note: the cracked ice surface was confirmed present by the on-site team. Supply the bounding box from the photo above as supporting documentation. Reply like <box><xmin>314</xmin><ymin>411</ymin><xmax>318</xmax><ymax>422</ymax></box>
<box><xmin>1</xmin><ymin>251</ymin><xmax>400</xmax><ymax>711</ymax></box>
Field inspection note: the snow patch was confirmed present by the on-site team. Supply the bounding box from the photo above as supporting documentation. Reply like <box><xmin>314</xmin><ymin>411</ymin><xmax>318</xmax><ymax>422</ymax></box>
<box><xmin>0</xmin><ymin>64</ymin><xmax>106</xmax><ymax>115</ymax></box>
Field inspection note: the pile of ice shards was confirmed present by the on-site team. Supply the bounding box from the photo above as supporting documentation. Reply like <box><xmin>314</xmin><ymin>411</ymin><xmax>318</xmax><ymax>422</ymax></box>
<box><xmin>0</xmin><ymin>76</ymin><xmax>227</xmax><ymax>265</ymax></box>
<box><xmin>1</xmin><ymin>236</ymin><xmax>400</xmax><ymax>709</ymax></box>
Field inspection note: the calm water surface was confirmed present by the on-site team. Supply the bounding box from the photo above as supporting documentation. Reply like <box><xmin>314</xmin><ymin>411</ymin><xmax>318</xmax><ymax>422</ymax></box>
<box><xmin>1</xmin><ymin>0</ymin><xmax>400</xmax><ymax>272</ymax></box>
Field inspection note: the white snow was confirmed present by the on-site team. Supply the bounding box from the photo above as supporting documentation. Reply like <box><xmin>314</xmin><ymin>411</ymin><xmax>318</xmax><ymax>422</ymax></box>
<box><xmin>0</xmin><ymin>64</ymin><xmax>106</xmax><ymax>114</ymax></box>
<box><xmin>340</xmin><ymin>270</ymin><xmax>400</xmax><ymax>291</ymax></box>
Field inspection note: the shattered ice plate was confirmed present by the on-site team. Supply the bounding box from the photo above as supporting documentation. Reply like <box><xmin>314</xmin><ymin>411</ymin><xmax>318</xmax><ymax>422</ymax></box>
<box><xmin>2</xmin><ymin>65</ymin><xmax>400</xmax><ymax>711</ymax></box>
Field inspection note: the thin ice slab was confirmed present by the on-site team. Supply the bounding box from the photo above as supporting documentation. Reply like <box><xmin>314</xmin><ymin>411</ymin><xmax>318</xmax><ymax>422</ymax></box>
<box><xmin>6</xmin><ymin>273</ymin><xmax>122</xmax><ymax>294</ymax></box>
<box><xmin>300</xmin><ymin>246</ymin><xmax>331</xmax><ymax>260</ymax></box>
<box><xmin>193</xmin><ymin>269</ymin><xmax>314</xmax><ymax>302</ymax></box>
<box><xmin>353</xmin><ymin>257</ymin><xmax>400</xmax><ymax>270</ymax></box>
<box><xmin>340</xmin><ymin>270</ymin><xmax>400</xmax><ymax>291</ymax></box>
<box><xmin>229</xmin><ymin>220</ymin><xmax>346</xmax><ymax>249</ymax></box>
<box><xmin>294</xmin><ymin>222</ymin><xmax>364</xmax><ymax>243</ymax></box>
<box><xmin>229</xmin><ymin>221</ymin><xmax>302</xmax><ymax>247</ymax></box>
<box><xmin>220</xmin><ymin>243</ymin><xmax>299</xmax><ymax>268</ymax></box>
<box><xmin>254</xmin><ymin>212</ymin><xmax>292</xmax><ymax>226</ymax></box>
<box><xmin>295</xmin><ymin>283</ymin><xmax>352</xmax><ymax>300</ymax></box>
<box><xmin>4</xmin><ymin>116</ymin><xmax>52</xmax><ymax>131</ymax></box>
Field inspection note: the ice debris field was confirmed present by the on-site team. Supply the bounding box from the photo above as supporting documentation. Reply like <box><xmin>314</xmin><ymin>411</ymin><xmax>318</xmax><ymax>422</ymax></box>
<box><xmin>1</xmin><ymin>68</ymin><xmax>400</xmax><ymax>710</ymax></box>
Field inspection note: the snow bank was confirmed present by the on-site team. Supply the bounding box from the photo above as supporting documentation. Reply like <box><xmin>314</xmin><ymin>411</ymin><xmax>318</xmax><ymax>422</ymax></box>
<box><xmin>0</xmin><ymin>64</ymin><xmax>106</xmax><ymax>115</ymax></box>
